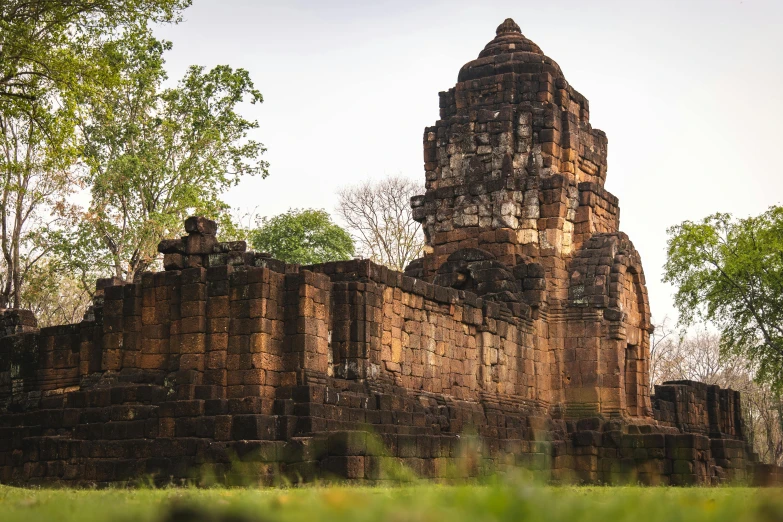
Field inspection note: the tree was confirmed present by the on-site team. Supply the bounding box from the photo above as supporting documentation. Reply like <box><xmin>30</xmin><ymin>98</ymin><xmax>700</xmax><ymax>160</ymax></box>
<box><xmin>66</xmin><ymin>33</ymin><xmax>268</xmax><ymax>284</ymax></box>
<box><xmin>1</xmin><ymin>0</ymin><xmax>190</xmax><ymax>312</ymax></box>
<box><xmin>336</xmin><ymin>176</ymin><xmax>424</xmax><ymax>271</ymax></box>
<box><xmin>250</xmin><ymin>209</ymin><xmax>354</xmax><ymax>265</ymax></box>
<box><xmin>0</xmin><ymin>75</ymin><xmax>79</xmax><ymax>308</ymax></box>
<box><xmin>0</xmin><ymin>0</ymin><xmax>189</xmax><ymax>106</ymax></box>
<box><xmin>19</xmin><ymin>258</ymin><xmax>92</xmax><ymax>327</ymax></box>
<box><xmin>663</xmin><ymin>207</ymin><xmax>783</xmax><ymax>389</ymax></box>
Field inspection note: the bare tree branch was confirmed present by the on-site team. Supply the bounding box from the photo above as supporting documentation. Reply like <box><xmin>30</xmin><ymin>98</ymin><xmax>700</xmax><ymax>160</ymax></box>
<box><xmin>336</xmin><ymin>176</ymin><xmax>425</xmax><ymax>271</ymax></box>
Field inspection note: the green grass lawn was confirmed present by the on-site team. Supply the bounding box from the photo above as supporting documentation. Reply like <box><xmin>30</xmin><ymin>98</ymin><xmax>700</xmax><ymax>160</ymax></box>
<box><xmin>1</xmin><ymin>480</ymin><xmax>781</xmax><ymax>522</ymax></box>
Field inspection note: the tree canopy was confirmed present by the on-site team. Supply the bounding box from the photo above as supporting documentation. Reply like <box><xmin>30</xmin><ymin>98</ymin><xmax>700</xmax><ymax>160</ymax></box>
<box><xmin>66</xmin><ymin>33</ymin><xmax>267</xmax><ymax>284</ymax></box>
<box><xmin>0</xmin><ymin>0</ymin><xmax>190</xmax><ymax>106</ymax></box>
<box><xmin>0</xmin><ymin>0</ymin><xmax>271</xmax><ymax>318</ymax></box>
<box><xmin>0</xmin><ymin>73</ymin><xmax>79</xmax><ymax>308</ymax></box>
<box><xmin>663</xmin><ymin>206</ymin><xmax>783</xmax><ymax>389</ymax></box>
<box><xmin>0</xmin><ymin>0</ymin><xmax>193</xmax><ymax>308</ymax></box>
<box><xmin>250</xmin><ymin>209</ymin><xmax>354</xmax><ymax>265</ymax></box>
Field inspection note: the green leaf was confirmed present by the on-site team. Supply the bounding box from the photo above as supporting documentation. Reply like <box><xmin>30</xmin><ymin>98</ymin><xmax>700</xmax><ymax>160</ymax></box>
<box><xmin>250</xmin><ymin>209</ymin><xmax>355</xmax><ymax>265</ymax></box>
<box><xmin>663</xmin><ymin>206</ymin><xmax>783</xmax><ymax>390</ymax></box>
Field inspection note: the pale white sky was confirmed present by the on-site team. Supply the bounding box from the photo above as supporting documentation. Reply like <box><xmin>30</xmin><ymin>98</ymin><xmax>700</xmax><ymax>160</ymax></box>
<box><xmin>155</xmin><ymin>0</ymin><xmax>783</xmax><ymax>322</ymax></box>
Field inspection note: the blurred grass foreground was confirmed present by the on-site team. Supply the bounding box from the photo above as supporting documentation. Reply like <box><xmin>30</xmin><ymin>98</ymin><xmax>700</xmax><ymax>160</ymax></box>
<box><xmin>1</xmin><ymin>480</ymin><xmax>783</xmax><ymax>522</ymax></box>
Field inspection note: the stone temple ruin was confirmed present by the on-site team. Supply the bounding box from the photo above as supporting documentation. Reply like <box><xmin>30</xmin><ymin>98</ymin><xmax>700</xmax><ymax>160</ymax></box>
<box><xmin>1</xmin><ymin>19</ymin><xmax>781</xmax><ymax>486</ymax></box>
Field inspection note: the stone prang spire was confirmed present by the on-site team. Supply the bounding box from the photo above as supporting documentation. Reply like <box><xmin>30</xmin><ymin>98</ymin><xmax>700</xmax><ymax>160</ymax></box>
<box><xmin>407</xmin><ymin>18</ymin><xmax>651</xmax><ymax>419</ymax></box>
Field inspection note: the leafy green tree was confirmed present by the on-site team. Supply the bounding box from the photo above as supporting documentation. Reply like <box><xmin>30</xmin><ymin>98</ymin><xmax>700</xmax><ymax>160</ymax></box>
<box><xmin>0</xmin><ymin>0</ymin><xmax>189</xmax><ymax>106</ymax></box>
<box><xmin>663</xmin><ymin>207</ymin><xmax>783</xmax><ymax>389</ymax></box>
<box><xmin>251</xmin><ymin>209</ymin><xmax>354</xmax><ymax>265</ymax></box>
<box><xmin>66</xmin><ymin>33</ymin><xmax>268</xmax><ymax>284</ymax></box>
<box><xmin>0</xmin><ymin>74</ymin><xmax>80</xmax><ymax>308</ymax></box>
<box><xmin>1</xmin><ymin>0</ymin><xmax>190</xmax><ymax>310</ymax></box>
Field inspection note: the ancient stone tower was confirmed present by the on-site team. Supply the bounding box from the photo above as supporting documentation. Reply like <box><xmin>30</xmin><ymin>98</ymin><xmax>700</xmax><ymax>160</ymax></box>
<box><xmin>407</xmin><ymin>18</ymin><xmax>652</xmax><ymax>419</ymax></box>
<box><xmin>0</xmin><ymin>19</ymin><xmax>775</xmax><ymax>486</ymax></box>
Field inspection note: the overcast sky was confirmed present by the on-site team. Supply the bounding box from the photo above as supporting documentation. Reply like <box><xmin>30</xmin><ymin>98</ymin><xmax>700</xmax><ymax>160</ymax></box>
<box><xmin>154</xmin><ymin>0</ymin><xmax>783</xmax><ymax>323</ymax></box>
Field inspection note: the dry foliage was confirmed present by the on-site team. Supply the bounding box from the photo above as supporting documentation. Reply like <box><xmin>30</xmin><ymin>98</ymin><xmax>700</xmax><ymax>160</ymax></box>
<box><xmin>20</xmin><ymin>260</ymin><xmax>92</xmax><ymax>327</ymax></box>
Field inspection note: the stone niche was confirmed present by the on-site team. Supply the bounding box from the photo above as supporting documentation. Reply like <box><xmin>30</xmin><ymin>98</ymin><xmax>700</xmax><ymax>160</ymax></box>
<box><xmin>0</xmin><ymin>19</ymin><xmax>779</xmax><ymax>487</ymax></box>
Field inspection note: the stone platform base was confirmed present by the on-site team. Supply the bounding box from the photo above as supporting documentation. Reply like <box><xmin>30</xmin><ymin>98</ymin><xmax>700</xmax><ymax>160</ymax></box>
<box><xmin>1</xmin><ymin>376</ymin><xmax>777</xmax><ymax>487</ymax></box>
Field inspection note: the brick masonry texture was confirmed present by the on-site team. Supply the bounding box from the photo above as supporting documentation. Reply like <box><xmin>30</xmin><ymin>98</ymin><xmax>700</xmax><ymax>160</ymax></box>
<box><xmin>0</xmin><ymin>19</ymin><xmax>780</xmax><ymax>486</ymax></box>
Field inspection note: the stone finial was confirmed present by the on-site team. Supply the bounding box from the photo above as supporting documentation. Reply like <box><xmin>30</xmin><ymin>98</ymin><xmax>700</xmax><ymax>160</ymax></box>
<box><xmin>496</xmin><ymin>18</ymin><xmax>521</xmax><ymax>36</ymax></box>
<box><xmin>184</xmin><ymin>216</ymin><xmax>217</xmax><ymax>236</ymax></box>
